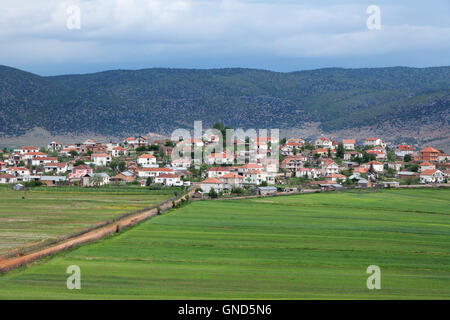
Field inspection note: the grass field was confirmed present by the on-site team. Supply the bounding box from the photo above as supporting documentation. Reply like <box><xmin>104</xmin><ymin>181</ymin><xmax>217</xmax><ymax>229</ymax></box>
<box><xmin>0</xmin><ymin>185</ymin><xmax>179</xmax><ymax>255</ymax></box>
<box><xmin>0</xmin><ymin>188</ymin><xmax>449</xmax><ymax>299</ymax></box>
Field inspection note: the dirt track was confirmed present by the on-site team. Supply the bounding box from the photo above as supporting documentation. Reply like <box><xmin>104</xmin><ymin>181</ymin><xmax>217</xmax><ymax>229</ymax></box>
<box><xmin>0</xmin><ymin>188</ymin><xmax>195</xmax><ymax>273</ymax></box>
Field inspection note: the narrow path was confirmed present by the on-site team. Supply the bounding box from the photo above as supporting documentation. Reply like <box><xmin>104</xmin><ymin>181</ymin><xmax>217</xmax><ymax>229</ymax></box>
<box><xmin>0</xmin><ymin>187</ymin><xmax>196</xmax><ymax>273</ymax></box>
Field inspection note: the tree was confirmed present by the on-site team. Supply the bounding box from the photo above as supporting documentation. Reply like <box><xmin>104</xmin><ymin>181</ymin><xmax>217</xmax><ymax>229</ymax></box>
<box><xmin>135</xmin><ymin>146</ymin><xmax>148</xmax><ymax>152</ymax></box>
<box><xmin>260</xmin><ymin>181</ymin><xmax>268</xmax><ymax>187</ymax></box>
<box><xmin>208</xmin><ymin>188</ymin><xmax>218</xmax><ymax>198</ymax></box>
<box><xmin>74</xmin><ymin>160</ymin><xmax>85</xmax><ymax>166</ymax></box>
<box><xmin>403</xmin><ymin>154</ymin><xmax>412</xmax><ymax>162</ymax></box>
<box><xmin>69</xmin><ymin>150</ymin><xmax>78</xmax><ymax>157</ymax></box>
<box><xmin>336</xmin><ymin>143</ymin><xmax>345</xmax><ymax>159</ymax></box>
<box><xmin>118</xmin><ymin>161</ymin><xmax>126</xmax><ymax>172</ymax></box>
<box><xmin>149</xmin><ymin>144</ymin><xmax>160</xmax><ymax>152</ymax></box>
<box><xmin>90</xmin><ymin>175</ymin><xmax>103</xmax><ymax>187</ymax></box>
<box><xmin>164</xmin><ymin>141</ymin><xmax>175</xmax><ymax>147</ymax></box>
<box><xmin>363</xmin><ymin>152</ymin><xmax>376</xmax><ymax>163</ymax></box>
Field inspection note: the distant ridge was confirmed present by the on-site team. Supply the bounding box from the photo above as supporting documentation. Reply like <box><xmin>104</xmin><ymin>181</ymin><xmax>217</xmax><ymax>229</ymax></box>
<box><xmin>0</xmin><ymin>65</ymin><xmax>449</xmax><ymax>149</ymax></box>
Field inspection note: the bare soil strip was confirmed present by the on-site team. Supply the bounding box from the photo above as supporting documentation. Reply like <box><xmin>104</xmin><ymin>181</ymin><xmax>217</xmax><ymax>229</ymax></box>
<box><xmin>0</xmin><ymin>188</ymin><xmax>195</xmax><ymax>273</ymax></box>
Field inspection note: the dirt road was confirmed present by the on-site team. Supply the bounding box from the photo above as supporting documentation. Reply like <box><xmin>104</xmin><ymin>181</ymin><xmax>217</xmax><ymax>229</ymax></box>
<box><xmin>0</xmin><ymin>188</ymin><xmax>195</xmax><ymax>273</ymax></box>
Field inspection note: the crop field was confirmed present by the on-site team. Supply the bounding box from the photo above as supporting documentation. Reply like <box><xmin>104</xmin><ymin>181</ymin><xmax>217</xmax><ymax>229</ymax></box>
<box><xmin>0</xmin><ymin>185</ymin><xmax>179</xmax><ymax>256</ymax></box>
<box><xmin>0</xmin><ymin>188</ymin><xmax>449</xmax><ymax>299</ymax></box>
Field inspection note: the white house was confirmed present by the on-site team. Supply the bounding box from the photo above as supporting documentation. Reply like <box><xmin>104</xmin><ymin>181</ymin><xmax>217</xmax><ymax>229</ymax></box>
<box><xmin>205</xmin><ymin>152</ymin><xmax>234</xmax><ymax>165</ymax></box>
<box><xmin>86</xmin><ymin>172</ymin><xmax>110</xmax><ymax>186</ymax></box>
<box><xmin>315</xmin><ymin>137</ymin><xmax>333</xmax><ymax>149</ymax></box>
<box><xmin>154</xmin><ymin>173</ymin><xmax>181</xmax><ymax>186</ymax></box>
<box><xmin>31</xmin><ymin>157</ymin><xmax>58</xmax><ymax>166</ymax></box>
<box><xmin>237</xmin><ymin>163</ymin><xmax>264</xmax><ymax>174</ymax></box>
<box><xmin>6</xmin><ymin>167</ymin><xmax>30</xmax><ymax>177</ymax></box>
<box><xmin>111</xmin><ymin>146</ymin><xmax>127</xmax><ymax>157</ymax></box>
<box><xmin>22</xmin><ymin>152</ymin><xmax>47</xmax><ymax>161</ymax></box>
<box><xmin>342</xmin><ymin>139</ymin><xmax>356</xmax><ymax>150</ymax></box>
<box><xmin>420</xmin><ymin>169</ymin><xmax>445</xmax><ymax>184</ymax></box>
<box><xmin>207</xmin><ymin>167</ymin><xmax>231</xmax><ymax>178</ymax></box>
<box><xmin>364</xmin><ymin>138</ymin><xmax>384</xmax><ymax>148</ymax></box>
<box><xmin>295</xmin><ymin>168</ymin><xmax>321</xmax><ymax>179</ymax></box>
<box><xmin>321</xmin><ymin>160</ymin><xmax>339</xmax><ymax>176</ymax></box>
<box><xmin>438</xmin><ymin>153</ymin><xmax>449</xmax><ymax>163</ymax></box>
<box><xmin>243</xmin><ymin>170</ymin><xmax>267</xmax><ymax>185</ymax></box>
<box><xmin>366</xmin><ymin>149</ymin><xmax>386</xmax><ymax>160</ymax></box>
<box><xmin>47</xmin><ymin>141</ymin><xmax>62</xmax><ymax>151</ymax></box>
<box><xmin>171</xmin><ymin>157</ymin><xmax>191</xmax><ymax>169</ymax></box>
<box><xmin>0</xmin><ymin>174</ymin><xmax>17</xmax><ymax>184</ymax></box>
<box><xmin>395</xmin><ymin>145</ymin><xmax>415</xmax><ymax>158</ymax></box>
<box><xmin>281</xmin><ymin>156</ymin><xmax>305</xmax><ymax>172</ymax></box>
<box><xmin>388</xmin><ymin>162</ymin><xmax>404</xmax><ymax>172</ymax></box>
<box><xmin>344</xmin><ymin>151</ymin><xmax>362</xmax><ymax>161</ymax></box>
<box><xmin>200</xmin><ymin>178</ymin><xmax>225</xmax><ymax>193</ymax></box>
<box><xmin>419</xmin><ymin>162</ymin><xmax>436</xmax><ymax>172</ymax></box>
<box><xmin>91</xmin><ymin>153</ymin><xmax>111</xmax><ymax>166</ymax></box>
<box><xmin>325</xmin><ymin>174</ymin><xmax>347</xmax><ymax>183</ymax></box>
<box><xmin>44</xmin><ymin>163</ymin><xmax>68</xmax><ymax>174</ymax></box>
<box><xmin>362</xmin><ymin>161</ymin><xmax>384</xmax><ymax>173</ymax></box>
<box><xmin>20</xmin><ymin>147</ymin><xmax>39</xmax><ymax>154</ymax></box>
<box><xmin>280</xmin><ymin>142</ymin><xmax>302</xmax><ymax>156</ymax></box>
<box><xmin>220</xmin><ymin>173</ymin><xmax>244</xmax><ymax>189</ymax></box>
<box><xmin>137</xmin><ymin>168</ymin><xmax>174</xmax><ymax>178</ymax></box>
<box><xmin>138</xmin><ymin>154</ymin><xmax>157</xmax><ymax>167</ymax></box>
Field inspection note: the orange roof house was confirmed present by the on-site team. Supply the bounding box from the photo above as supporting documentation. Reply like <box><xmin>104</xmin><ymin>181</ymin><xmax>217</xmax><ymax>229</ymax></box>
<box><xmin>419</xmin><ymin>147</ymin><xmax>439</xmax><ymax>161</ymax></box>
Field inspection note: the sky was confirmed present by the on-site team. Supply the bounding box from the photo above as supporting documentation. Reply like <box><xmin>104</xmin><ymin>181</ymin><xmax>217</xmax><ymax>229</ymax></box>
<box><xmin>0</xmin><ymin>0</ymin><xmax>449</xmax><ymax>75</ymax></box>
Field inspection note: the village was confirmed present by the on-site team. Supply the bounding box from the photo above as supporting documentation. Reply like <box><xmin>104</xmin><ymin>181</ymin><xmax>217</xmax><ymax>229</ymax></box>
<box><xmin>0</xmin><ymin>133</ymin><xmax>449</xmax><ymax>198</ymax></box>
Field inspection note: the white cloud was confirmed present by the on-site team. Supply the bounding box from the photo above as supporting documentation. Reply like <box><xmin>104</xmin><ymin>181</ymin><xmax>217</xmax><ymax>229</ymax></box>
<box><xmin>0</xmin><ymin>0</ymin><xmax>448</xmax><ymax>72</ymax></box>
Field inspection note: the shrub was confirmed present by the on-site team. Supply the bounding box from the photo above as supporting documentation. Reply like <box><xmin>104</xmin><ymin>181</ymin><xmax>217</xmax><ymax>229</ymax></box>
<box><xmin>208</xmin><ymin>188</ymin><xmax>218</xmax><ymax>198</ymax></box>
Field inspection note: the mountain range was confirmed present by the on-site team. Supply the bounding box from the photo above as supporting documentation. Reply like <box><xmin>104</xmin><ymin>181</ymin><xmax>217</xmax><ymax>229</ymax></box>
<box><xmin>0</xmin><ymin>65</ymin><xmax>449</xmax><ymax>150</ymax></box>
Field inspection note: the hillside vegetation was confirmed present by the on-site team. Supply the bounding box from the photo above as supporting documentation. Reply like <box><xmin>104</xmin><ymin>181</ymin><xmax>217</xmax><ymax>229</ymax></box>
<box><xmin>0</xmin><ymin>65</ymin><xmax>449</xmax><ymax>142</ymax></box>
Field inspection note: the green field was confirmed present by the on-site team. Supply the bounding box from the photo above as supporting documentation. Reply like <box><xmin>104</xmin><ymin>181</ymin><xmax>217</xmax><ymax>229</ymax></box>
<box><xmin>0</xmin><ymin>185</ymin><xmax>178</xmax><ymax>255</ymax></box>
<box><xmin>0</xmin><ymin>188</ymin><xmax>449</xmax><ymax>299</ymax></box>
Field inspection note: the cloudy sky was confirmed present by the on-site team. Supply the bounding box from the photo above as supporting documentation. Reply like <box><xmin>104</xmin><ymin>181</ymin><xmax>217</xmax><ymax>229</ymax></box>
<box><xmin>0</xmin><ymin>0</ymin><xmax>449</xmax><ymax>75</ymax></box>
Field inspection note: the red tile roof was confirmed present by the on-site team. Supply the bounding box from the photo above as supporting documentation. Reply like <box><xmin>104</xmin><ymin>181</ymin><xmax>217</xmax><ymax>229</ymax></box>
<box><xmin>241</xmin><ymin>163</ymin><xmax>263</xmax><ymax>169</ymax></box>
<box><xmin>326</xmin><ymin>174</ymin><xmax>346</xmax><ymax>178</ymax></box>
<box><xmin>221</xmin><ymin>173</ymin><xmax>243</xmax><ymax>179</ymax></box>
<box><xmin>420</xmin><ymin>147</ymin><xmax>439</xmax><ymax>153</ymax></box>
<box><xmin>207</xmin><ymin>167</ymin><xmax>230</xmax><ymax>172</ymax></box>
<box><xmin>420</xmin><ymin>169</ymin><xmax>439</xmax><ymax>176</ymax></box>
<box><xmin>157</xmin><ymin>174</ymin><xmax>179</xmax><ymax>179</ymax></box>
<box><xmin>138</xmin><ymin>168</ymin><xmax>174</xmax><ymax>172</ymax></box>
<box><xmin>202</xmin><ymin>178</ymin><xmax>224</xmax><ymax>184</ymax></box>
<box><xmin>138</xmin><ymin>154</ymin><xmax>156</xmax><ymax>159</ymax></box>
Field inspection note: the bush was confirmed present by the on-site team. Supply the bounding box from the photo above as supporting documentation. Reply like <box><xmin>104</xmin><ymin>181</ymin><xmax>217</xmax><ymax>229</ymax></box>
<box><xmin>231</xmin><ymin>187</ymin><xmax>244</xmax><ymax>194</ymax></box>
<box><xmin>148</xmin><ymin>183</ymin><xmax>162</xmax><ymax>190</ymax></box>
<box><xmin>208</xmin><ymin>188</ymin><xmax>218</xmax><ymax>198</ymax></box>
